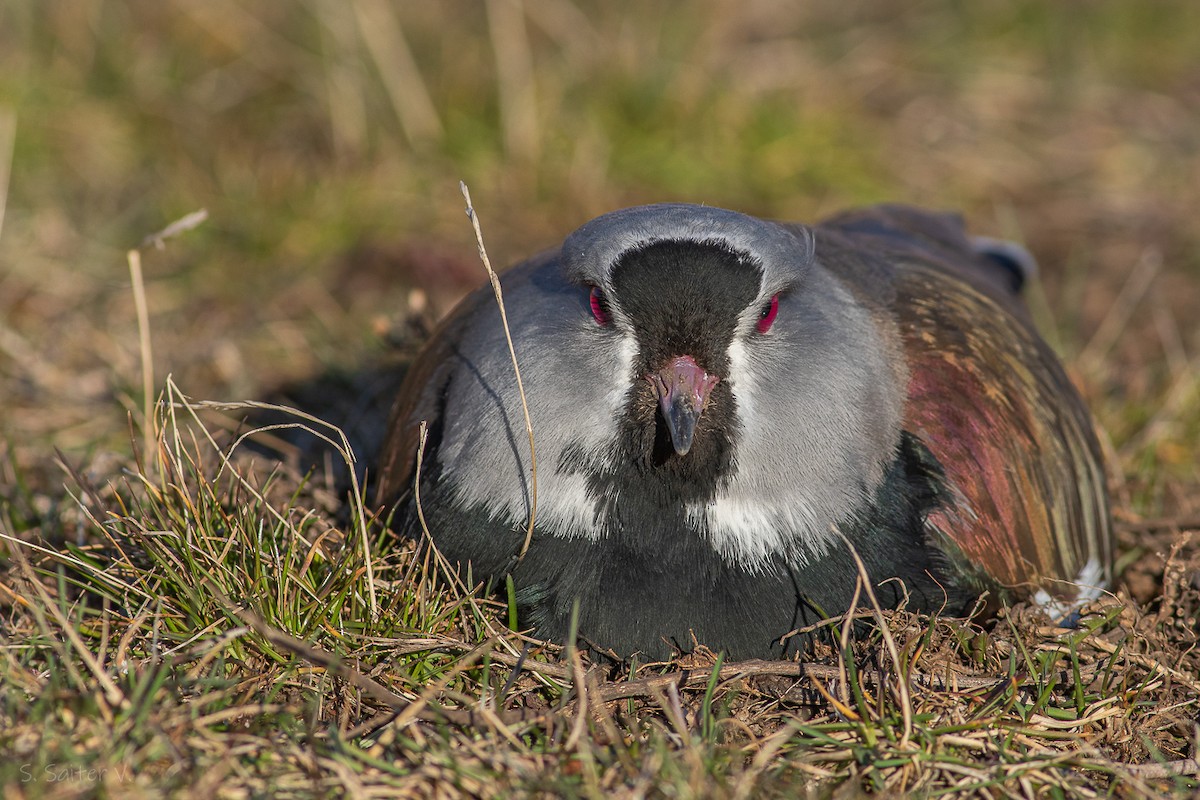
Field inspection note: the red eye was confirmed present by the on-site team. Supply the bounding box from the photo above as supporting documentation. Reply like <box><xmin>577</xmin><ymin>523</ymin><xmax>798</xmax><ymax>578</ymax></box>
<box><xmin>756</xmin><ymin>294</ymin><xmax>779</xmax><ymax>334</ymax></box>
<box><xmin>589</xmin><ymin>285</ymin><xmax>612</xmax><ymax>326</ymax></box>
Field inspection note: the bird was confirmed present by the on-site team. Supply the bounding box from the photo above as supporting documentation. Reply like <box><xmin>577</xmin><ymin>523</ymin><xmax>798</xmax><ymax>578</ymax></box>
<box><xmin>375</xmin><ymin>202</ymin><xmax>1113</xmax><ymax>661</ymax></box>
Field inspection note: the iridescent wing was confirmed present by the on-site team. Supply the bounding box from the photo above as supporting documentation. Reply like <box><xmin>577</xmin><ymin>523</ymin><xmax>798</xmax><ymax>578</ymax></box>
<box><xmin>822</xmin><ymin>206</ymin><xmax>1112</xmax><ymax>602</ymax></box>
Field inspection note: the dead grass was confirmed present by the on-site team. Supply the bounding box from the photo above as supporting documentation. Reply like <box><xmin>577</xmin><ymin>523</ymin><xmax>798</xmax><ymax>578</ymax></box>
<box><xmin>2</xmin><ymin>1</ymin><xmax>1199</xmax><ymax>797</ymax></box>
<box><xmin>1</xmin><ymin>398</ymin><xmax>1197</xmax><ymax>797</ymax></box>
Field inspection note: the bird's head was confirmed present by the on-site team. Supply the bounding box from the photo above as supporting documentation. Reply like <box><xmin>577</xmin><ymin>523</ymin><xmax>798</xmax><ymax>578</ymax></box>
<box><xmin>550</xmin><ymin>204</ymin><xmax>905</xmax><ymax>564</ymax></box>
<box><xmin>562</xmin><ymin>205</ymin><xmax>816</xmax><ymax>487</ymax></box>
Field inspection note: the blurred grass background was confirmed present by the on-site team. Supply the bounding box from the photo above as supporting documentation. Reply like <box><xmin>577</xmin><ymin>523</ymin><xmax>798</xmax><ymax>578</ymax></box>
<box><xmin>2</xmin><ymin>1</ymin><xmax>1199</xmax><ymax>498</ymax></box>
<box><xmin>1</xmin><ymin>2</ymin><xmax>1199</xmax><ymax>795</ymax></box>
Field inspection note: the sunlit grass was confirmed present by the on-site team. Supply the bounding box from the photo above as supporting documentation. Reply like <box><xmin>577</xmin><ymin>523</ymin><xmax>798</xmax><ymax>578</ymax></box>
<box><xmin>1</xmin><ymin>0</ymin><xmax>1198</xmax><ymax>796</ymax></box>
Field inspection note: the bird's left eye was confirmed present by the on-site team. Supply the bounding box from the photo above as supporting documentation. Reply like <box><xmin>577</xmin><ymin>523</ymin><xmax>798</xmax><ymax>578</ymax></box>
<box><xmin>589</xmin><ymin>285</ymin><xmax>612</xmax><ymax>326</ymax></box>
<box><xmin>756</xmin><ymin>294</ymin><xmax>779</xmax><ymax>334</ymax></box>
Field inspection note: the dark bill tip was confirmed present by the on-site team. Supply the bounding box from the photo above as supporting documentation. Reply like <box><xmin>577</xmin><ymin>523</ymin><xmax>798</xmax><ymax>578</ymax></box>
<box><xmin>647</xmin><ymin>355</ymin><xmax>720</xmax><ymax>457</ymax></box>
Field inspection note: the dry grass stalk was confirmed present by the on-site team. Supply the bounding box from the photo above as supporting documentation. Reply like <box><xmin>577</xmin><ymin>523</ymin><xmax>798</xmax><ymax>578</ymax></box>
<box><xmin>460</xmin><ymin>182</ymin><xmax>539</xmax><ymax>562</ymax></box>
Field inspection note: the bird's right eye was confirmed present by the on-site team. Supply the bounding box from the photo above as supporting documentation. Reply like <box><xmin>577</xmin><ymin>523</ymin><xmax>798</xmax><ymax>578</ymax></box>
<box><xmin>589</xmin><ymin>285</ymin><xmax>612</xmax><ymax>326</ymax></box>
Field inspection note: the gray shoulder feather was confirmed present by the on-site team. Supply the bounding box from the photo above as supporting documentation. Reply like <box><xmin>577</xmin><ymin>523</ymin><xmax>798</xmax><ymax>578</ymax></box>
<box><xmin>427</xmin><ymin>253</ymin><xmax>633</xmax><ymax>539</ymax></box>
<box><xmin>695</xmin><ymin>261</ymin><xmax>906</xmax><ymax>569</ymax></box>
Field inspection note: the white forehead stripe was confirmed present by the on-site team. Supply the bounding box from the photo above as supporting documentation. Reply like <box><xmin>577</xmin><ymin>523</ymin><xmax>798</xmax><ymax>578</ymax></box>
<box><xmin>561</xmin><ymin>203</ymin><xmax>814</xmax><ymax>286</ymax></box>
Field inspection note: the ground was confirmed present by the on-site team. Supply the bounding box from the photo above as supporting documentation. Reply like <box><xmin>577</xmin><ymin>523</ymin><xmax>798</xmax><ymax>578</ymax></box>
<box><xmin>1</xmin><ymin>2</ymin><xmax>1198</xmax><ymax>797</ymax></box>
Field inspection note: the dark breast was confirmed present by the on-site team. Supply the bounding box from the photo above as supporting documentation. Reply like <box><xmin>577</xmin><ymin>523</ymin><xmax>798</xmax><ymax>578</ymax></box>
<box><xmin>409</xmin><ymin>424</ymin><xmax>978</xmax><ymax>661</ymax></box>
